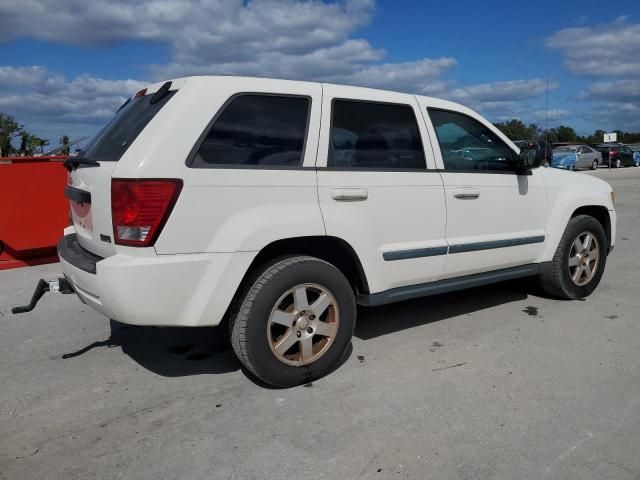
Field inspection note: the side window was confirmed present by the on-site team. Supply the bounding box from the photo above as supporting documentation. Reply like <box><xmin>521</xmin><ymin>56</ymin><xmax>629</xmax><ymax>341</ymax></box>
<box><xmin>428</xmin><ymin>109</ymin><xmax>516</xmax><ymax>172</ymax></box>
<box><xmin>192</xmin><ymin>94</ymin><xmax>310</xmax><ymax>168</ymax></box>
<box><xmin>329</xmin><ymin>99</ymin><xmax>426</xmax><ymax>169</ymax></box>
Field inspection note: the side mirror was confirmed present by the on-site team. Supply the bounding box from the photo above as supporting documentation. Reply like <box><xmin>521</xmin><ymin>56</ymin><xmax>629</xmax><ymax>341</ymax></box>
<box><xmin>515</xmin><ymin>144</ymin><xmax>542</xmax><ymax>173</ymax></box>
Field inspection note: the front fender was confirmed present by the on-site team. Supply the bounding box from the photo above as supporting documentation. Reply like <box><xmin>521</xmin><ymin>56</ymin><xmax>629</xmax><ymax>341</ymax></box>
<box><xmin>540</xmin><ymin>169</ymin><xmax>614</xmax><ymax>262</ymax></box>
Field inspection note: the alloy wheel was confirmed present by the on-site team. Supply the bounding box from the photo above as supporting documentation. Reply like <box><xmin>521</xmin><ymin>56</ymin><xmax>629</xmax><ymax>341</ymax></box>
<box><xmin>568</xmin><ymin>231</ymin><xmax>600</xmax><ymax>286</ymax></box>
<box><xmin>267</xmin><ymin>283</ymin><xmax>339</xmax><ymax>366</ymax></box>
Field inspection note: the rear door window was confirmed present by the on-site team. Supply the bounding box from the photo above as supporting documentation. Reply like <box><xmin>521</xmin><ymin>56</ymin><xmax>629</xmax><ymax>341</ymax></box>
<box><xmin>191</xmin><ymin>94</ymin><xmax>310</xmax><ymax>168</ymax></box>
<box><xmin>82</xmin><ymin>91</ymin><xmax>176</xmax><ymax>162</ymax></box>
<box><xmin>329</xmin><ymin>99</ymin><xmax>426</xmax><ymax>169</ymax></box>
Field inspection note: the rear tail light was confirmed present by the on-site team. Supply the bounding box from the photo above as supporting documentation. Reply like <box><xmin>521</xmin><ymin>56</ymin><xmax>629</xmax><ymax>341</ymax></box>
<box><xmin>111</xmin><ymin>179</ymin><xmax>182</xmax><ymax>247</ymax></box>
<box><xmin>610</xmin><ymin>150</ymin><xmax>618</xmax><ymax>157</ymax></box>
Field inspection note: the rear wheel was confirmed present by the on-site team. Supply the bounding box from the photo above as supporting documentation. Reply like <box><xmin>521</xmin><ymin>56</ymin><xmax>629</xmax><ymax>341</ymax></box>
<box><xmin>539</xmin><ymin>215</ymin><xmax>607</xmax><ymax>299</ymax></box>
<box><xmin>230</xmin><ymin>256</ymin><xmax>356</xmax><ymax>387</ymax></box>
<box><xmin>615</xmin><ymin>157</ymin><xmax>621</xmax><ymax>168</ymax></box>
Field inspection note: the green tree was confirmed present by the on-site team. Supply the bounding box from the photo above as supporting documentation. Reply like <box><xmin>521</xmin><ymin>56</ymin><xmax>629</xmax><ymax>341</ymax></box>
<box><xmin>547</xmin><ymin>125</ymin><xmax>578</xmax><ymax>143</ymax></box>
<box><xmin>59</xmin><ymin>135</ymin><xmax>70</xmax><ymax>155</ymax></box>
<box><xmin>0</xmin><ymin>113</ymin><xmax>23</xmax><ymax>156</ymax></box>
<box><xmin>584</xmin><ymin>129</ymin><xmax>606</xmax><ymax>144</ymax></box>
<box><xmin>19</xmin><ymin>132</ymin><xmax>48</xmax><ymax>155</ymax></box>
<box><xmin>493</xmin><ymin>119</ymin><xmax>541</xmax><ymax>140</ymax></box>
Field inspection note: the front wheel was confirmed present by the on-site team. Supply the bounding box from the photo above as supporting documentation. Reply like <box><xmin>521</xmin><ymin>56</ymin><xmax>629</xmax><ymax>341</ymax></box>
<box><xmin>539</xmin><ymin>215</ymin><xmax>607</xmax><ymax>299</ymax></box>
<box><xmin>591</xmin><ymin>160</ymin><xmax>599</xmax><ymax>170</ymax></box>
<box><xmin>230</xmin><ymin>256</ymin><xmax>356</xmax><ymax>387</ymax></box>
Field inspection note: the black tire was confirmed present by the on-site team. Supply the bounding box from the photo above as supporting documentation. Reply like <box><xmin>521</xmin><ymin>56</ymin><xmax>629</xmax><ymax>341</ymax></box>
<box><xmin>591</xmin><ymin>160</ymin><xmax>598</xmax><ymax>170</ymax></box>
<box><xmin>539</xmin><ymin>215</ymin><xmax>608</xmax><ymax>299</ymax></box>
<box><xmin>229</xmin><ymin>256</ymin><xmax>356</xmax><ymax>388</ymax></box>
<box><xmin>615</xmin><ymin>157</ymin><xmax>621</xmax><ymax>168</ymax></box>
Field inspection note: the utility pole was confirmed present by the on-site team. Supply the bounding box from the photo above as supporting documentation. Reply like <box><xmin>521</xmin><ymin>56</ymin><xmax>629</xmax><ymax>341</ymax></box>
<box><xmin>545</xmin><ymin>71</ymin><xmax>549</xmax><ymax>149</ymax></box>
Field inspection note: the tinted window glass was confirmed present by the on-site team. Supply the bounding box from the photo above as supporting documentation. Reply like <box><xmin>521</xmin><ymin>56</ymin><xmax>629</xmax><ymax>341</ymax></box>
<box><xmin>329</xmin><ymin>100</ymin><xmax>425</xmax><ymax>169</ymax></box>
<box><xmin>193</xmin><ymin>95</ymin><xmax>309</xmax><ymax>167</ymax></box>
<box><xmin>428</xmin><ymin>109</ymin><xmax>515</xmax><ymax>171</ymax></box>
<box><xmin>82</xmin><ymin>91</ymin><xmax>176</xmax><ymax>162</ymax></box>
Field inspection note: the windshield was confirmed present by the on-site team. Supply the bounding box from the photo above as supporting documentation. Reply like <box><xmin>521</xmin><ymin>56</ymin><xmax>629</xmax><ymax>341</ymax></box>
<box><xmin>554</xmin><ymin>146</ymin><xmax>577</xmax><ymax>152</ymax></box>
<box><xmin>81</xmin><ymin>90</ymin><xmax>176</xmax><ymax>162</ymax></box>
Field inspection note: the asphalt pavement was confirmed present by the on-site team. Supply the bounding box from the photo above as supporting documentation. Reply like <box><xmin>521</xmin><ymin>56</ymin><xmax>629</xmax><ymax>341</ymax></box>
<box><xmin>2</xmin><ymin>167</ymin><xmax>640</xmax><ymax>480</ymax></box>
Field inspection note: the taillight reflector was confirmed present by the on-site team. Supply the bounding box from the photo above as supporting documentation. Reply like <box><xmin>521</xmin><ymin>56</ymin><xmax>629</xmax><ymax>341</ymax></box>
<box><xmin>111</xmin><ymin>179</ymin><xmax>182</xmax><ymax>247</ymax></box>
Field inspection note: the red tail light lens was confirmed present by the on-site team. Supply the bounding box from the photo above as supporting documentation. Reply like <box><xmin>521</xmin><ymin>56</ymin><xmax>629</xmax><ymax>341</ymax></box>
<box><xmin>610</xmin><ymin>150</ymin><xmax>618</xmax><ymax>157</ymax></box>
<box><xmin>111</xmin><ymin>179</ymin><xmax>182</xmax><ymax>247</ymax></box>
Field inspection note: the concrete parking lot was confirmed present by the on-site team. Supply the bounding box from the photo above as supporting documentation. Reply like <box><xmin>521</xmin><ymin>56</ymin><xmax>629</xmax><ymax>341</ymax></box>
<box><xmin>2</xmin><ymin>168</ymin><xmax>640</xmax><ymax>480</ymax></box>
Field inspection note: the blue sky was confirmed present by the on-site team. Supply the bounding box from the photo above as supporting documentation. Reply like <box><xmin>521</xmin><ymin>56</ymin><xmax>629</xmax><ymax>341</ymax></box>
<box><xmin>0</xmin><ymin>0</ymin><xmax>639</xmax><ymax>148</ymax></box>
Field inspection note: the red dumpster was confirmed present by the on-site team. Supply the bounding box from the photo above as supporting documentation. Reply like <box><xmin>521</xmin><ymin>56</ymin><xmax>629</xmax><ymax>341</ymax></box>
<box><xmin>0</xmin><ymin>156</ymin><xmax>69</xmax><ymax>270</ymax></box>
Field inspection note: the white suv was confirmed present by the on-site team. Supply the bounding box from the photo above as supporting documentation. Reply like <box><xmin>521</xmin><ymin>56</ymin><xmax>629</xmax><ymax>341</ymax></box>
<box><xmin>19</xmin><ymin>76</ymin><xmax>616</xmax><ymax>387</ymax></box>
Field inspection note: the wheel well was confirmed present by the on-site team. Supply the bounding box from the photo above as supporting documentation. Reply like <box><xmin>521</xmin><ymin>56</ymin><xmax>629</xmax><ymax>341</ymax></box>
<box><xmin>241</xmin><ymin>236</ymin><xmax>369</xmax><ymax>295</ymax></box>
<box><xmin>572</xmin><ymin>206</ymin><xmax>611</xmax><ymax>246</ymax></box>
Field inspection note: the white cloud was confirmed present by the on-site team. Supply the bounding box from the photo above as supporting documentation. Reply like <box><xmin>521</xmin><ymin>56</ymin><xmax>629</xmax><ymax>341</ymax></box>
<box><xmin>0</xmin><ymin>66</ymin><xmax>144</xmax><ymax>142</ymax></box>
<box><xmin>446</xmin><ymin>79</ymin><xmax>559</xmax><ymax>121</ymax></box>
<box><xmin>450</xmin><ymin>79</ymin><xmax>558</xmax><ymax>104</ymax></box>
<box><xmin>0</xmin><ymin>0</ymin><xmax>462</xmax><ymax>142</ymax></box>
<box><xmin>546</xmin><ymin>17</ymin><xmax>640</xmax><ymax>77</ymax></box>
<box><xmin>532</xmin><ymin>109</ymin><xmax>570</xmax><ymax>122</ymax></box>
<box><xmin>0</xmin><ymin>0</ymin><xmax>572</xmax><ymax>142</ymax></box>
<box><xmin>578</xmin><ymin>79</ymin><xmax>640</xmax><ymax>102</ymax></box>
<box><xmin>0</xmin><ymin>0</ymin><xmax>374</xmax><ymax>50</ymax></box>
<box><xmin>325</xmin><ymin>57</ymin><xmax>456</xmax><ymax>94</ymax></box>
<box><xmin>546</xmin><ymin>18</ymin><xmax>640</xmax><ymax>131</ymax></box>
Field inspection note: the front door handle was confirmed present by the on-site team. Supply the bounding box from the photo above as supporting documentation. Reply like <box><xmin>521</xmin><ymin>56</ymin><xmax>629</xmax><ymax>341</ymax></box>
<box><xmin>453</xmin><ymin>187</ymin><xmax>480</xmax><ymax>199</ymax></box>
<box><xmin>331</xmin><ymin>188</ymin><xmax>368</xmax><ymax>201</ymax></box>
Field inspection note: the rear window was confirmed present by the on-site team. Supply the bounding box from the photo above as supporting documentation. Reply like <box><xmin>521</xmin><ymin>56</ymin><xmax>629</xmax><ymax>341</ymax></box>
<box><xmin>81</xmin><ymin>90</ymin><xmax>176</xmax><ymax>162</ymax></box>
<box><xmin>191</xmin><ymin>94</ymin><xmax>310</xmax><ymax>168</ymax></box>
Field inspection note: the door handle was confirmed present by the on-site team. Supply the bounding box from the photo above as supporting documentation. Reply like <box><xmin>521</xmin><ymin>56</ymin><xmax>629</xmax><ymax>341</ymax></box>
<box><xmin>453</xmin><ymin>188</ymin><xmax>480</xmax><ymax>199</ymax></box>
<box><xmin>331</xmin><ymin>188</ymin><xmax>368</xmax><ymax>201</ymax></box>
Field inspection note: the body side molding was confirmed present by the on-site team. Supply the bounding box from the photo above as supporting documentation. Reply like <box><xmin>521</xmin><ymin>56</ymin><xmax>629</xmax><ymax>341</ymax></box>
<box><xmin>383</xmin><ymin>235</ymin><xmax>545</xmax><ymax>261</ymax></box>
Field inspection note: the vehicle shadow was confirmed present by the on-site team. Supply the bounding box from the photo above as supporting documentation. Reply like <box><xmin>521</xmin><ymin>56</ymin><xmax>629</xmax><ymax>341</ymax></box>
<box><xmin>61</xmin><ymin>278</ymin><xmax>537</xmax><ymax>380</ymax></box>
<box><xmin>62</xmin><ymin>320</ymin><xmax>241</xmax><ymax>377</ymax></box>
<box><xmin>355</xmin><ymin>278</ymin><xmax>534</xmax><ymax>340</ymax></box>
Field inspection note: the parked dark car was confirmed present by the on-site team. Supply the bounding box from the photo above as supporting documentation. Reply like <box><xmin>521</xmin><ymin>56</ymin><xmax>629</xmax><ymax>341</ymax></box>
<box><xmin>514</xmin><ymin>140</ymin><xmax>553</xmax><ymax>165</ymax></box>
<box><xmin>592</xmin><ymin>144</ymin><xmax>636</xmax><ymax>168</ymax></box>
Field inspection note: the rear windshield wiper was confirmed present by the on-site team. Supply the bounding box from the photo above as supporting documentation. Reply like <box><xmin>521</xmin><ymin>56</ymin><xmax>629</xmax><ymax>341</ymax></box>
<box><xmin>63</xmin><ymin>157</ymin><xmax>100</xmax><ymax>172</ymax></box>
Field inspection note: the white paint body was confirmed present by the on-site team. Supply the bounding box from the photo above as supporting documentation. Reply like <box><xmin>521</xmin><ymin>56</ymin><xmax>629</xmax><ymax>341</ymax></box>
<box><xmin>61</xmin><ymin>76</ymin><xmax>616</xmax><ymax>326</ymax></box>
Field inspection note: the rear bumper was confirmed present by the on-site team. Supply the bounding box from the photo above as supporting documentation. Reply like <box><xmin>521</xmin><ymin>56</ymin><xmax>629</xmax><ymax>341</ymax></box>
<box><xmin>58</xmin><ymin>234</ymin><xmax>255</xmax><ymax>327</ymax></box>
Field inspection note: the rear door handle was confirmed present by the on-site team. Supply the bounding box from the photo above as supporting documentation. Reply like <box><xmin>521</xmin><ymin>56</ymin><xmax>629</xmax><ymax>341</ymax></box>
<box><xmin>331</xmin><ymin>188</ymin><xmax>368</xmax><ymax>201</ymax></box>
<box><xmin>453</xmin><ymin>187</ymin><xmax>480</xmax><ymax>199</ymax></box>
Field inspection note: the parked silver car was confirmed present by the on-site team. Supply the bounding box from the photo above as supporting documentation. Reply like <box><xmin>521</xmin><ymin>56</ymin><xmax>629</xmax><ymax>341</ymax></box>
<box><xmin>552</xmin><ymin>145</ymin><xmax>603</xmax><ymax>170</ymax></box>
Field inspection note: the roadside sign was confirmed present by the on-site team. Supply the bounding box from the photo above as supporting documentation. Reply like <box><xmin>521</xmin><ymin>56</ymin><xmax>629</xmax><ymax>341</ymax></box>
<box><xmin>604</xmin><ymin>132</ymin><xmax>617</xmax><ymax>143</ymax></box>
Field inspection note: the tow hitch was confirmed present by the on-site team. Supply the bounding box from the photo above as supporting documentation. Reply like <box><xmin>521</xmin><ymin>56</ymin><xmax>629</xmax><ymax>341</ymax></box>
<box><xmin>12</xmin><ymin>277</ymin><xmax>75</xmax><ymax>314</ymax></box>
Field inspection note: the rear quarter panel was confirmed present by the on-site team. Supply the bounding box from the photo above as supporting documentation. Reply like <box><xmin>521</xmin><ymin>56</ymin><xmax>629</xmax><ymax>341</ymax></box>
<box><xmin>113</xmin><ymin>76</ymin><xmax>326</xmax><ymax>254</ymax></box>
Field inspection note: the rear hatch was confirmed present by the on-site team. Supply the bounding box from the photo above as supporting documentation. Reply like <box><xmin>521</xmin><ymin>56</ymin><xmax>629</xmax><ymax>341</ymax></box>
<box><xmin>67</xmin><ymin>85</ymin><xmax>176</xmax><ymax>258</ymax></box>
